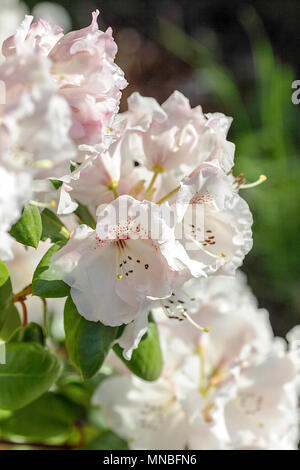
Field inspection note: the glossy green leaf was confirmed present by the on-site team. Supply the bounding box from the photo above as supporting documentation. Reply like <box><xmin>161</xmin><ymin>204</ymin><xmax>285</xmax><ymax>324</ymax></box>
<box><xmin>113</xmin><ymin>314</ymin><xmax>163</xmax><ymax>381</ymax></box>
<box><xmin>41</xmin><ymin>208</ymin><xmax>70</xmax><ymax>244</ymax></box>
<box><xmin>0</xmin><ymin>342</ymin><xmax>62</xmax><ymax>410</ymax></box>
<box><xmin>74</xmin><ymin>201</ymin><xmax>96</xmax><ymax>229</ymax></box>
<box><xmin>0</xmin><ymin>261</ymin><xmax>13</xmax><ymax>331</ymax></box>
<box><xmin>64</xmin><ymin>296</ymin><xmax>119</xmax><ymax>379</ymax></box>
<box><xmin>9</xmin><ymin>204</ymin><xmax>42</xmax><ymax>249</ymax></box>
<box><xmin>32</xmin><ymin>243</ymin><xmax>70</xmax><ymax>298</ymax></box>
<box><xmin>0</xmin><ymin>392</ymin><xmax>83</xmax><ymax>439</ymax></box>
<box><xmin>84</xmin><ymin>430</ymin><xmax>129</xmax><ymax>450</ymax></box>
<box><xmin>58</xmin><ymin>381</ymin><xmax>91</xmax><ymax>408</ymax></box>
<box><xmin>0</xmin><ymin>304</ymin><xmax>21</xmax><ymax>341</ymax></box>
<box><xmin>9</xmin><ymin>322</ymin><xmax>45</xmax><ymax>345</ymax></box>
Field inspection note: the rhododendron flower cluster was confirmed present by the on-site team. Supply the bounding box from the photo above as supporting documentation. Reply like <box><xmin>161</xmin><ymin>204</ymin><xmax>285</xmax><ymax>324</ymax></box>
<box><xmin>2</xmin><ymin>10</ymin><xmax>127</xmax><ymax>149</ymax></box>
<box><xmin>95</xmin><ymin>274</ymin><xmax>299</xmax><ymax>450</ymax></box>
<box><xmin>52</xmin><ymin>96</ymin><xmax>253</xmax><ymax>356</ymax></box>
<box><xmin>0</xmin><ymin>9</ymin><xmax>298</xmax><ymax>452</ymax></box>
<box><xmin>0</xmin><ymin>9</ymin><xmax>126</xmax><ymax>254</ymax></box>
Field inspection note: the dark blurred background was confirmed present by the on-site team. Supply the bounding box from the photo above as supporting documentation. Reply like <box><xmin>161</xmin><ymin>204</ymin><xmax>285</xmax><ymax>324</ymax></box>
<box><xmin>24</xmin><ymin>0</ymin><xmax>300</xmax><ymax>336</ymax></box>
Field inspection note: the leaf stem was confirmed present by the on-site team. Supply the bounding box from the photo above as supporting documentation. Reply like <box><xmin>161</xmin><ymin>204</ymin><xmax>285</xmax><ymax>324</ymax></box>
<box><xmin>73</xmin><ymin>424</ymin><xmax>87</xmax><ymax>449</ymax></box>
<box><xmin>42</xmin><ymin>297</ymin><xmax>48</xmax><ymax>335</ymax></box>
<box><xmin>19</xmin><ymin>298</ymin><xmax>28</xmax><ymax>327</ymax></box>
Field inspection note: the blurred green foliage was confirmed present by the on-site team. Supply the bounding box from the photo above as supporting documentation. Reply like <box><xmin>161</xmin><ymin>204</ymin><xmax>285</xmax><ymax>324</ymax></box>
<box><xmin>159</xmin><ymin>6</ymin><xmax>300</xmax><ymax>333</ymax></box>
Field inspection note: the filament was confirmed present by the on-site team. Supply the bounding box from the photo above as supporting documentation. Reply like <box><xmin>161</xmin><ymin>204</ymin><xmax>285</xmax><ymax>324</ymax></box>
<box><xmin>29</xmin><ymin>199</ymin><xmax>57</xmax><ymax>208</ymax></box>
<box><xmin>144</xmin><ymin>166</ymin><xmax>163</xmax><ymax>200</ymax></box>
<box><xmin>239</xmin><ymin>175</ymin><xmax>267</xmax><ymax>189</ymax></box>
<box><xmin>116</xmin><ymin>248</ymin><xmax>123</xmax><ymax>280</ymax></box>
<box><xmin>129</xmin><ymin>179</ymin><xmax>146</xmax><ymax>197</ymax></box>
<box><xmin>181</xmin><ymin>310</ymin><xmax>210</xmax><ymax>332</ymax></box>
<box><xmin>157</xmin><ymin>185</ymin><xmax>180</xmax><ymax>205</ymax></box>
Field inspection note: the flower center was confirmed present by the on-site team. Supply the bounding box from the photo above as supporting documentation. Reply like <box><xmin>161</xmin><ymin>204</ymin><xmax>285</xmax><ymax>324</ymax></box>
<box><xmin>116</xmin><ymin>244</ymin><xmax>151</xmax><ymax>280</ymax></box>
<box><xmin>161</xmin><ymin>292</ymin><xmax>210</xmax><ymax>332</ymax></box>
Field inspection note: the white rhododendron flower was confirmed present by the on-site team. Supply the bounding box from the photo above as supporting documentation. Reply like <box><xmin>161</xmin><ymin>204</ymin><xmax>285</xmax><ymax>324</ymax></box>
<box><xmin>0</xmin><ymin>52</ymin><xmax>75</xmax><ymax>172</ymax></box>
<box><xmin>53</xmin><ymin>195</ymin><xmax>193</xmax><ymax>355</ymax></box>
<box><xmin>151</xmin><ymin>271</ymin><xmax>259</xmax><ymax>318</ymax></box>
<box><xmin>56</xmin><ymin>148</ymin><xmax>121</xmax><ymax>216</ymax></box>
<box><xmin>56</xmin><ymin>142</ymin><xmax>149</xmax><ymax>216</ymax></box>
<box><xmin>0</xmin><ymin>164</ymin><xmax>31</xmax><ymax>261</ymax></box>
<box><xmin>2</xmin><ymin>14</ymin><xmax>63</xmax><ymax>56</ymax></box>
<box><xmin>3</xmin><ymin>10</ymin><xmax>127</xmax><ymax>148</ymax></box>
<box><xmin>116</xmin><ymin>90</ymin><xmax>235</xmax><ymax>200</ymax></box>
<box><xmin>94</xmin><ymin>274</ymin><xmax>299</xmax><ymax>450</ymax></box>
<box><xmin>224</xmin><ymin>340</ymin><xmax>299</xmax><ymax>450</ymax></box>
<box><xmin>0</xmin><ymin>9</ymin><xmax>127</xmax><ymax>247</ymax></box>
<box><xmin>174</xmin><ymin>161</ymin><xmax>253</xmax><ymax>277</ymax></box>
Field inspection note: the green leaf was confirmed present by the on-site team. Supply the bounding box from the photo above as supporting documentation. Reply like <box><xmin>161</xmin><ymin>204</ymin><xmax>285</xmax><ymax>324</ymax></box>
<box><xmin>0</xmin><ymin>304</ymin><xmax>21</xmax><ymax>341</ymax></box>
<box><xmin>0</xmin><ymin>392</ymin><xmax>83</xmax><ymax>440</ymax></box>
<box><xmin>57</xmin><ymin>369</ymin><xmax>113</xmax><ymax>408</ymax></box>
<box><xmin>58</xmin><ymin>380</ymin><xmax>91</xmax><ymax>408</ymax></box>
<box><xmin>74</xmin><ymin>201</ymin><xmax>96</xmax><ymax>229</ymax></box>
<box><xmin>70</xmin><ymin>161</ymin><xmax>81</xmax><ymax>172</ymax></box>
<box><xmin>113</xmin><ymin>314</ymin><xmax>163</xmax><ymax>381</ymax></box>
<box><xmin>0</xmin><ymin>342</ymin><xmax>62</xmax><ymax>410</ymax></box>
<box><xmin>84</xmin><ymin>430</ymin><xmax>129</xmax><ymax>450</ymax></box>
<box><xmin>0</xmin><ymin>261</ymin><xmax>13</xmax><ymax>331</ymax></box>
<box><xmin>32</xmin><ymin>243</ymin><xmax>70</xmax><ymax>298</ymax></box>
<box><xmin>41</xmin><ymin>208</ymin><xmax>70</xmax><ymax>244</ymax></box>
<box><xmin>9</xmin><ymin>204</ymin><xmax>42</xmax><ymax>249</ymax></box>
<box><xmin>0</xmin><ymin>409</ymin><xmax>11</xmax><ymax>421</ymax></box>
<box><xmin>49</xmin><ymin>179</ymin><xmax>63</xmax><ymax>190</ymax></box>
<box><xmin>64</xmin><ymin>296</ymin><xmax>119</xmax><ymax>380</ymax></box>
<box><xmin>8</xmin><ymin>322</ymin><xmax>45</xmax><ymax>345</ymax></box>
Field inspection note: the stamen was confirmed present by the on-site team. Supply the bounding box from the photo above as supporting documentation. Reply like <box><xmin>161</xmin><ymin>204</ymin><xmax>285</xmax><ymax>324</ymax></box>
<box><xmin>129</xmin><ymin>179</ymin><xmax>146</xmax><ymax>197</ymax></box>
<box><xmin>145</xmin><ymin>187</ymin><xmax>157</xmax><ymax>201</ymax></box>
<box><xmin>239</xmin><ymin>175</ymin><xmax>267</xmax><ymax>189</ymax></box>
<box><xmin>185</xmin><ymin>233</ymin><xmax>226</xmax><ymax>259</ymax></box>
<box><xmin>181</xmin><ymin>310</ymin><xmax>210</xmax><ymax>332</ymax></box>
<box><xmin>29</xmin><ymin>199</ymin><xmax>57</xmax><ymax>209</ymax></box>
<box><xmin>157</xmin><ymin>185</ymin><xmax>180</xmax><ymax>205</ymax></box>
<box><xmin>144</xmin><ymin>166</ymin><xmax>163</xmax><ymax>199</ymax></box>
<box><xmin>196</xmin><ymin>345</ymin><xmax>207</xmax><ymax>395</ymax></box>
<box><xmin>116</xmin><ymin>248</ymin><xmax>123</xmax><ymax>280</ymax></box>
